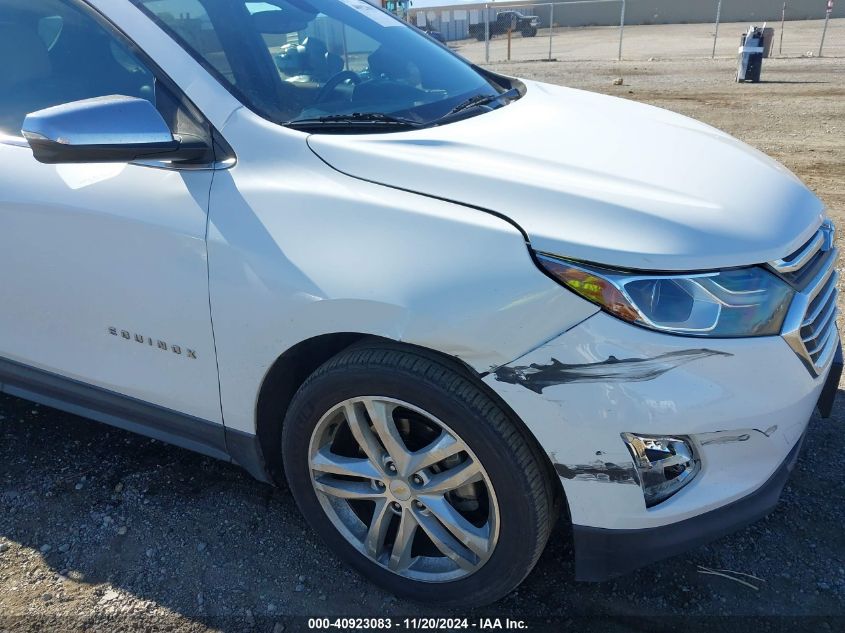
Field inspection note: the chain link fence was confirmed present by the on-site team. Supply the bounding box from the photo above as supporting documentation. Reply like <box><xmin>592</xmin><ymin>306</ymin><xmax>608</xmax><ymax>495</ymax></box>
<box><xmin>409</xmin><ymin>0</ymin><xmax>843</xmax><ymax>64</ymax></box>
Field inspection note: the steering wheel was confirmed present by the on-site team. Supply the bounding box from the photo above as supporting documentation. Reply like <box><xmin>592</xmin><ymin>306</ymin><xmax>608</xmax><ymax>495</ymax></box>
<box><xmin>314</xmin><ymin>70</ymin><xmax>361</xmax><ymax>103</ymax></box>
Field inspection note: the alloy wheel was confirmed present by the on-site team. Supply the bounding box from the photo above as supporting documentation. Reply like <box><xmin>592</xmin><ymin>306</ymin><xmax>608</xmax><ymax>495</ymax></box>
<box><xmin>308</xmin><ymin>396</ymin><xmax>500</xmax><ymax>582</ymax></box>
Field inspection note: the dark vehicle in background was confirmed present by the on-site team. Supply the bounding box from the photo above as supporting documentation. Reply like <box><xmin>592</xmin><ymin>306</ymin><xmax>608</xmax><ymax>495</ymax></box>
<box><xmin>469</xmin><ymin>11</ymin><xmax>539</xmax><ymax>41</ymax></box>
<box><xmin>420</xmin><ymin>24</ymin><xmax>446</xmax><ymax>44</ymax></box>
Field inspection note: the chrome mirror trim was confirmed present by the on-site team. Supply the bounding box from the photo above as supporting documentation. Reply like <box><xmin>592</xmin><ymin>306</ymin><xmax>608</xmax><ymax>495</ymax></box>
<box><xmin>0</xmin><ymin>133</ymin><xmax>30</xmax><ymax>148</ymax></box>
<box><xmin>22</xmin><ymin>95</ymin><xmax>174</xmax><ymax>147</ymax></box>
<box><xmin>132</xmin><ymin>156</ymin><xmax>237</xmax><ymax>171</ymax></box>
<box><xmin>19</xmin><ymin>95</ymin><xmax>213</xmax><ymax>165</ymax></box>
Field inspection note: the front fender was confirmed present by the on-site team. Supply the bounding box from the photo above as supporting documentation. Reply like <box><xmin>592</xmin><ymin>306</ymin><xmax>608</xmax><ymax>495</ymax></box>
<box><xmin>207</xmin><ymin>107</ymin><xmax>597</xmax><ymax>435</ymax></box>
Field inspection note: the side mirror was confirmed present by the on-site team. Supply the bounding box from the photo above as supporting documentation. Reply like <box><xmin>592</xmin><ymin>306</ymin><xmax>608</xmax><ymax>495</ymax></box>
<box><xmin>22</xmin><ymin>95</ymin><xmax>209</xmax><ymax>165</ymax></box>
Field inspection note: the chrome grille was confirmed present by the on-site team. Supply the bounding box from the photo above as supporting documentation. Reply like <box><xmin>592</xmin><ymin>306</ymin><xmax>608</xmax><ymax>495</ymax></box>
<box><xmin>774</xmin><ymin>221</ymin><xmax>839</xmax><ymax>376</ymax></box>
<box><xmin>771</xmin><ymin>228</ymin><xmax>827</xmax><ymax>273</ymax></box>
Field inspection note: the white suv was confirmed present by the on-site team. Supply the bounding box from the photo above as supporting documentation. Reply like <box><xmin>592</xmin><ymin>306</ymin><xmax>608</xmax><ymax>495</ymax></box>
<box><xmin>0</xmin><ymin>0</ymin><xmax>840</xmax><ymax>607</ymax></box>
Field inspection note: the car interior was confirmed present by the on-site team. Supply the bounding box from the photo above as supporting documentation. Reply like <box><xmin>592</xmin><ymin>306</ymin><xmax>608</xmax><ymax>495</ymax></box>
<box><xmin>136</xmin><ymin>0</ymin><xmax>470</xmax><ymax>124</ymax></box>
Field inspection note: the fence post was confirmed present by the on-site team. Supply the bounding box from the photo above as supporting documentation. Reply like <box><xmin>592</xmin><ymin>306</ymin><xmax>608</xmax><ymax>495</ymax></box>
<box><xmin>484</xmin><ymin>4</ymin><xmax>490</xmax><ymax>63</ymax></box>
<box><xmin>548</xmin><ymin>3</ymin><xmax>554</xmax><ymax>61</ymax></box>
<box><xmin>618</xmin><ymin>0</ymin><xmax>625</xmax><ymax>61</ymax></box>
<box><xmin>712</xmin><ymin>0</ymin><xmax>722</xmax><ymax>58</ymax></box>
<box><xmin>819</xmin><ymin>2</ymin><xmax>831</xmax><ymax>57</ymax></box>
<box><xmin>779</xmin><ymin>2</ymin><xmax>786</xmax><ymax>55</ymax></box>
<box><xmin>507</xmin><ymin>27</ymin><xmax>512</xmax><ymax>61</ymax></box>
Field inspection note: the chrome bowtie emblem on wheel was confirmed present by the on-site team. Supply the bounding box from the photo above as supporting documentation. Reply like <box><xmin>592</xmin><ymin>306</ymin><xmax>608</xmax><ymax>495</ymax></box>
<box><xmin>388</xmin><ymin>480</ymin><xmax>412</xmax><ymax>501</ymax></box>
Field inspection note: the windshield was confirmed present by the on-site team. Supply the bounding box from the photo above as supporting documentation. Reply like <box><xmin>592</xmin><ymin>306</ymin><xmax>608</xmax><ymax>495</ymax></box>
<box><xmin>132</xmin><ymin>0</ymin><xmax>515</xmax><ymax>131</ymax></box>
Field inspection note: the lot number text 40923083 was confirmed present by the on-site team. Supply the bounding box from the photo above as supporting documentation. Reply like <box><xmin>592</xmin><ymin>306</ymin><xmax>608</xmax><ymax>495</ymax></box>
<box><xmin>307</xmin><ymin>617</ymin><xmax>529</xmax><ymax>630</ymax></box>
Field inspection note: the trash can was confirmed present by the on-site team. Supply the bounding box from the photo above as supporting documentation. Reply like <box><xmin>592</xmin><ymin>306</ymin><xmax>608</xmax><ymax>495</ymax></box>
<box><xmin>737</xmin><ymin>26</ymin><xmax>765</xmax><ymax>83</ymax></box>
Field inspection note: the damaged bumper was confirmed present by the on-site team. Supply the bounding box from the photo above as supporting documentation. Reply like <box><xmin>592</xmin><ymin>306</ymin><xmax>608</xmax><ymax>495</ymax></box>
<box><xmin>572</xmin><ymin>434</ymin><xmax>805</xmax><ymax>581</ymax></box>
<box><xmin>483</xmin><ymin>310</ymin><xmax>839</xmax><ymax>579</ymax></box>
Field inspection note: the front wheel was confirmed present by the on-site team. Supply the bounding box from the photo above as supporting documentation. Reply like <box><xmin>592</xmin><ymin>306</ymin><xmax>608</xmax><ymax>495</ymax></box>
<box><xmin>522</xmin><ymin>26</ymin><xmax>538</xmax><ymax>37</ymax></box>
<box><xmin>282</xmin><ymin>344</ymin><xmax>557</xmax><ymax>606</ymax></box>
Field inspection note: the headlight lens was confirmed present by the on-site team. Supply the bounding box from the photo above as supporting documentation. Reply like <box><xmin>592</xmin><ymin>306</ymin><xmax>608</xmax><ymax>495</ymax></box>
<box><xmin>622</xmin><ymin>433</ymin><xmax>700</xmax><ymax>506</ymax></box>
<box><xmin>536</xmin><ymin>254</ymin><xmax>794</xmax><ymax>337</ymax></box>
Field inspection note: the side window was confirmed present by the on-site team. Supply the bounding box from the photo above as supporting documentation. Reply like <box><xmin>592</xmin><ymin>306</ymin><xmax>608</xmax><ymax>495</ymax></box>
<box><xmin>0</xmin><ymin>0</ymin><xmax>207</xmax><ymax>143</ymax></box>
<box><xmin>138</xmin><ymin>0</ymin><xmax>234</xmax><ymax>83</ymax></box>
<box><xmin>0</xmin><ymin>0</ymin><xmax>156</xmax><ymax>136</ymax></box>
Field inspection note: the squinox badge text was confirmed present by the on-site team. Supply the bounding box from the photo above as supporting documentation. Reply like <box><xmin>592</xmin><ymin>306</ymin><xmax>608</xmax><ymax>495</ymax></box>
<box><xmin>108</xmin><ymin>327</ymin><xmax>197</xmax><ymax>359</ymax></box>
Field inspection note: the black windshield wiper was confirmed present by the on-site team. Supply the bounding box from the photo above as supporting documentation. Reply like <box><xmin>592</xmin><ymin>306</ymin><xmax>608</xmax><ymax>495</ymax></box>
<box><xmin>286</xmin><ymin>112</ymin><xmax>423</xmax><ymax>130</ymax></box>
<box><xmin>437</xmin><ymin>88</ymin><xmax>521</xmax><ymax>122</ymax></box>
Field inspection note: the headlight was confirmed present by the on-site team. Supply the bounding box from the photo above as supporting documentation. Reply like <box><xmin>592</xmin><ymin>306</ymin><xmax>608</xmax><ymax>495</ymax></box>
<box><xmin>622</xmin><ymin>433</ymin><xmax>700</xmax><ymax>506</ymax></box>
<box><xmin>536</xmin><ymin>254</ymin><xmax>794</xmax><ymax>337</ymax></box>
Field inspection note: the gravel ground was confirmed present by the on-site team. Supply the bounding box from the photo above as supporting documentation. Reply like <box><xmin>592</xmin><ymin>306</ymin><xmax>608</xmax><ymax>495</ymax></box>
<box><xmin>2</xmin><ymin>56</ymin><xmax>844</xmax><ymax>631</ymax></box>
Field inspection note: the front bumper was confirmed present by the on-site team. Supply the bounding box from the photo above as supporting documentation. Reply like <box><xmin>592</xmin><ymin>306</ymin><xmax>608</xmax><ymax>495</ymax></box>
<box><xmin>483</xmin><ymin>310</ymin><xmax>839</xmax><ymax>578</ymax></box>
<box><xmin>572</xmin><ymin>432</ymin><xmax>804</xmax><ymax>581</ymax></box>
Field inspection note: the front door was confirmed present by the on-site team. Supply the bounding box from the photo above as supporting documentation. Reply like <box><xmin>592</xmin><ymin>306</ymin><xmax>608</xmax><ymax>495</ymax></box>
<box><xmin>0</xmin><ymin>0</ymin><xmax>223</xmax><ymax>429</ymax></box>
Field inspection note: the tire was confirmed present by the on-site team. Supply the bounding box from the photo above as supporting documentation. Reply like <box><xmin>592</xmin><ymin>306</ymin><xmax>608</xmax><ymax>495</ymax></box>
<box><xmin>282</xmin><ymin>343</ymin><xmax>556</xmax><ymax>607</ymax></box>
<box><xmin>475</xmin><ymin>31</ymin><xmax>485</xmax><ymax>41</ymax></box>
<box><xmin>521</xmin><ymin>26</ymin><xmax>538</xmax><ymax>37</ymax></box>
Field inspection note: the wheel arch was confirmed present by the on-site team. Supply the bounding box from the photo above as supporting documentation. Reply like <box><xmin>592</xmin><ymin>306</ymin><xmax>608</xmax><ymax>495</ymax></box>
<box><xmin>251</xmin><ymin>334</ymin><xmax>564</xmax><ymax>519</ymax></box>
<box><xmin>253</xmin><ymin>332</ymin><xmax>369</xmax><ymax>484</ymax></box>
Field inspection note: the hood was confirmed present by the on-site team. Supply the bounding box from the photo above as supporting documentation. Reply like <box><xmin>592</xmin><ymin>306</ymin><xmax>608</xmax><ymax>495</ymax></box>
<box><xmin>307</xmin><ymin>80</ymin><xmax>825</xmax><ymax>271</ymax></box>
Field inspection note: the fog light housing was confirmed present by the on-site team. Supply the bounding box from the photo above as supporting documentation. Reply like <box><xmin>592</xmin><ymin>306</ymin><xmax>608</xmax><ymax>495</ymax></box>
<box><xmin>622</xmin><ymin>433</ymin><xmax>700</xmax><ymax>507</ymax></box>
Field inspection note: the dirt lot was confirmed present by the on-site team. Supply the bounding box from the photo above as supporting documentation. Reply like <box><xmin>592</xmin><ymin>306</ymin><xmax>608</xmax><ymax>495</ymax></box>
<box><xmin>2</xmin><ymin>57</ymin><xmax>845</xmax><ymax>632</ymax></box>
